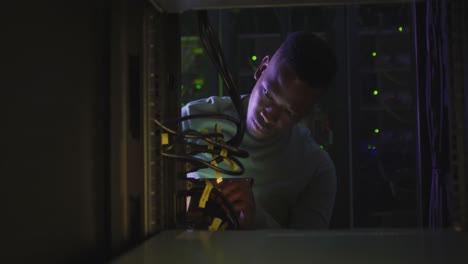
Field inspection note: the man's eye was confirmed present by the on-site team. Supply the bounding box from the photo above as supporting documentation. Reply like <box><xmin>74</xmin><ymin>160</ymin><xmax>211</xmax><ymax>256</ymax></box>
<box><xmin>285</xmin><ymin>110</ymin><xmax>298</xmax><ymax>119</ymax></box>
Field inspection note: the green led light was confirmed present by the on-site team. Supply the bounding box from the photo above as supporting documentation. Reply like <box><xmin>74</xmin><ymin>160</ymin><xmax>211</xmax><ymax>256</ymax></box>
<box><xmin>320</xmin><ymin>145</ymin><xmax>324</xmax><ymax>149</ymax></box>
<box><xmin>398</xmin><ymin>26</ymin><xmax>403</xmax><ymax>32</ymax></box>
<box><xmin>373</xmin><ymin>90</ymin><xmax>379</xmax><ymax>96</ymax></box>
<box><xmin>181</xmin><ymin>102</ymin><xmax>186</xmax><ymax>107</ymax></box>
<box><xmin>372</xmin><ymin>52</ymin><xmax>377</xmax><ymax>57</ymax></box>
<box><xmin>251</xmin><ymin>55</ymin><xmax>257</xmax><ymax>61</ymax></box>
<box><xmin>195</xmin><ymin>84</ymin><xmax>202</xmax><ymax>90</ymax></box>
<box><xmin>374</xmin><ymin>128</ymin><xmax>380</xmax><ymax>134</ymax></box>
<box><xmin>194</xmin><ymin>47</ymin><xmax>204</xmax><ymax>54</ymax></box>
<box><xmin>193</xmin><ymin>79</ymin><xmax>204</xmax><ymax>85</ymax></box>
<box><xmin>368</xmin><ymin>145</ymin><xmax>372</xmax><ymax>150</ymax></box>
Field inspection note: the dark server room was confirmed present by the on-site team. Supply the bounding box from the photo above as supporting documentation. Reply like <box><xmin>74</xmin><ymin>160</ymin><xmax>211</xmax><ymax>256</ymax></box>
<box><xmin>2</xmin><ymin>0</ymin><xmax>468</xmax><ymax>263</ymax></box>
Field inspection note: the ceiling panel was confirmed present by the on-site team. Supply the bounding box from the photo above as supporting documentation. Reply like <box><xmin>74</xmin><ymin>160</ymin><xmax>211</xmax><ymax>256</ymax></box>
<box><xmin>151</xmin><ymin>0</ymin><xmax>423</xmax><ymax>13</ymax></box>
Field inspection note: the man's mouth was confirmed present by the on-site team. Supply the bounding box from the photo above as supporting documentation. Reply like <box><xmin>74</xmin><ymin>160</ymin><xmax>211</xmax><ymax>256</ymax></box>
<box><xmin>253</xmin><ymin>117</ymin><xmax>268</xmax><ymax>132</ymax></box>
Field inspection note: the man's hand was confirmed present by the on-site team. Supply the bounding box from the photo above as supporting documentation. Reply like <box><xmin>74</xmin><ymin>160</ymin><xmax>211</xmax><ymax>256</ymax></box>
<box><xmin>216</xmin><ymin>180</ymin><xmax>256</xmax><ymax>229</ymax></box>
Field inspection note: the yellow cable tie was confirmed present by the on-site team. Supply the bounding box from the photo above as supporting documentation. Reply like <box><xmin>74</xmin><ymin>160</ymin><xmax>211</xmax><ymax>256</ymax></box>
<box><xmin>201</xmin><ymin>129</ymin><xmax>214</xmax><ymax>150</ymax></box>
<box><xmin>224</xmin><ymin>158</ymin><xmax>239</xmax><ymax>171</ymax></box>
<box><xmin>161</xmin><ymin>133</ymin><xmax>169</xmax><ymax>145</ymax></box>
<box><xmin>215</xmin><ymin>123</ymin><xmax>224</xmax><ymax>142</ymax></box>
<box><xmin>220</xmin><ymin>148</ymin><xmax>228</xmax><ymax>158</ymax></box>
<box><xmin>218</xmin><ymin>222</ymin><xmax>229</xmax><ymax>231</ymax></box>
<box><xmin>215</xmin><ymin>170</ymin><xmax>223</xmax><ymax>184</ymax></box>
<box><xmin>208</xmin><ymin>217</ymin><xmax>222</xmax><ymax>231</ymax></box>
<box><xmin>210</xmin><ymin>158</ymin><xmax>218</xmax><ymax>167</ymax></box>
<box><xmin>215</xmin><ymin>124</ymin><xmax>221</xmax><ymax>133</ymax></box>
<box><xmin>210</xmin><ymin>158</ymin><xmax>223</xmax><ymax>184</ymax></box>
<box><xmin>198</xmin><ymin>180</ymin><xmax>213</xmax><ymax>209</ymax></box>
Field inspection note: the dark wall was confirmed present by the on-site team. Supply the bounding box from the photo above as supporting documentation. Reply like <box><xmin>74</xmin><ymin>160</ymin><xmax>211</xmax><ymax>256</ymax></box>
<box><xmin>2</xmin><ymin>1</ymin><xmax>110</xmax><ymax>262</ymax></box>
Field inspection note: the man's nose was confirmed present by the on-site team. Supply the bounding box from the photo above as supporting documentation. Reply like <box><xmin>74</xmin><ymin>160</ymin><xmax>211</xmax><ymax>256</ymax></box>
<box><xmin>261</xmin><ymin>105</ymin><xmax>281</xmax><ymax>124</ymax></box>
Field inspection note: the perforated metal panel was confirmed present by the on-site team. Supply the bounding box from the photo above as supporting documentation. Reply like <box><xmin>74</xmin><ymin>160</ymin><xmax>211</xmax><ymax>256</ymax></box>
<box><xmin>143</xmin><ymin>3</ymin><xmax>182</xmax><ymax>233</ymax></box>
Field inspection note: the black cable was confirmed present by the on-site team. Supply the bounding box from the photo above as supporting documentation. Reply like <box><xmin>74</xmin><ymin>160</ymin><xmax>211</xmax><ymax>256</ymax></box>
<box><xmin>152</xmin><ymin>11</ymin><xmax>249</xmax><ymax>176</ymax></box>
<box><xmin>154</xmin><ymin>118</ymin><xmax>248</xmax><ymax>158</ymax></box>
<box><xmin>197</xmin><ymin>11</ymin><xmax>246</xmax><ymax>147</ymax></box>
<box><xmin>152</xmin><ymin>11</ymin><xmax>249</xmax><ymax>230</ymax></box>
<box><xmin>186</xmin><ymin>183</ymin><xmax>240</xmax><ymax>229</ymax></box>
<box><xmin>154</xmin><ymin>116</ymin><xmax>248</xmax><ymax>175</ymax></box>
<box><xmin>161</xmin><ymin>152</ymin><xmax>245</xmax><ymax>175</ymax></box>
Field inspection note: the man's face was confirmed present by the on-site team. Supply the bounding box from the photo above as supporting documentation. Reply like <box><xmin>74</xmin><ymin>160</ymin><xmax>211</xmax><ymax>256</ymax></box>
<box><xmin>246</xmin><ymin>56</ymin><xmax>320</xmax><ymax>139</ymax></box>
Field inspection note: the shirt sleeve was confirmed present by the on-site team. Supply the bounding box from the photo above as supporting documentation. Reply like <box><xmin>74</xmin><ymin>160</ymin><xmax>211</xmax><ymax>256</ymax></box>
<box><xmin>181</xmin><ymin>96</ymin><xmax>240</xmax><ymax>133</ymax></box>
<box><xmin>288</xmin><ymin>149</ymin><xmax>337</xmax><ymax>229</ymax></box>
<box><xmin>181</xmin><ymin>96</ymin><xmax>220</xmax><ymax>131</ymax></box>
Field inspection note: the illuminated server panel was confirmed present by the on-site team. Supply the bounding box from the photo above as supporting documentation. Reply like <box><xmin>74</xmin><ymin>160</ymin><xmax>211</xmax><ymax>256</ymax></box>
<box><xmin>351</xmin><ymin>4</ymin><xmax>418</xmax><ymax>227</ymax></box>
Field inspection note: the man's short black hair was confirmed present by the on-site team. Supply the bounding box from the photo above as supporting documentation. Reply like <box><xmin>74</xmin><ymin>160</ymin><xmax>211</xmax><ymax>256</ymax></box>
<box><xmin>274</xmin><ymin>31</ymin><xmax>337</xmax><ymax>93</ymax></box>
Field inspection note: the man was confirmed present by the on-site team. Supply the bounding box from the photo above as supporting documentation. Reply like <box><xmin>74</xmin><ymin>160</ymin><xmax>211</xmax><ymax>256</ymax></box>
<box><xmin>182</xmin><ymin>31</ymin><xmax>337</xmax><ymax>229</ymax></box>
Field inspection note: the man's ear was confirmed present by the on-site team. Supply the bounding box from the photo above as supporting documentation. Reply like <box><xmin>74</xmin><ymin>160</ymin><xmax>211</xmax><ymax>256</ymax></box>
<box><xmin>254</xmin><ymin>56</ymin><xmax>270</xmax><ymax>80</ymax></box>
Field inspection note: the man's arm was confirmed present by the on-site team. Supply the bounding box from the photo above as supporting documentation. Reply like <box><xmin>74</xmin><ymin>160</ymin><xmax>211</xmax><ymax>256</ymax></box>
<box><xmin>288</xmin><ymin>152</ymin><xmax>337</xmax><ymax>229</ymax></box>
